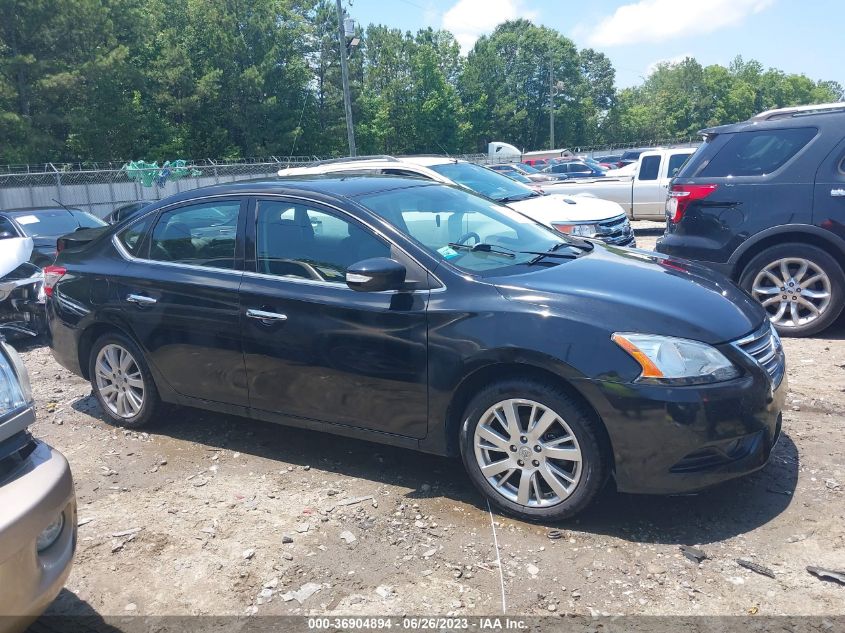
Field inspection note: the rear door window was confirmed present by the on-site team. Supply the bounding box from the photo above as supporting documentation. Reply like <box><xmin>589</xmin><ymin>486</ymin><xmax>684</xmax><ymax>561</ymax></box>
<box><xmin>638</xmin><ymin>156</ymin><xmax>661</xmax><ymax>181</ymax></box>
<box><xmin>148</xmin><ymin>200</ymin><xmax>241</xmax><ymax>269</ymax></box>
<box><xmin>699</xmin><ymin>127</ymin><xmax>817</xmax><ymax>177</ymax></box>
<box><xmin>667</xmin><ymin>152</ymin><xmax>691</xmax><ymax>178</ymax></box>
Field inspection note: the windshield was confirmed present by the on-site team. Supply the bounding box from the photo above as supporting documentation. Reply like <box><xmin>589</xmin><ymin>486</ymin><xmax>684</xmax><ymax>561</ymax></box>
<box><xmin>357</xmin><ymin>184</ymin><xmax>581</xmax><ymax>276</ymax></box>
<box><xmin>518</xmin><ymin>163</ymin><xmax>540</xmax><ymax>174</ymax></box>
<box><xmin>429</xmin><ymin>162</ymin><xmax>536</xmax><ymax>203</ymax></box>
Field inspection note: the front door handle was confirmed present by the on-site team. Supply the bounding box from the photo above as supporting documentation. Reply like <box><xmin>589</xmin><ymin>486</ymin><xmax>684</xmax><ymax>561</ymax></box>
<box><xmin>831</xmin><ymin>188</ymin><xmax>845</xmax><ymax>198</ymax></box>
<box><xmin>126</xmin><ymin>293</ymin><xmax>157</xmax><ymax>305</ymax></box>
<box><xmin>246</xmin><ymin>308</ymin><xmax>288</xmax><ymax>322</ymax></box>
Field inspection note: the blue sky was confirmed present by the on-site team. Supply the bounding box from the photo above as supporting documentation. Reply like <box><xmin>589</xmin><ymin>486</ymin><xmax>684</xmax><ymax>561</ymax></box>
<box><xmin>347</xmin><ymin>0</ymin><xmax>844</xmax><ymax>89</ymax></box>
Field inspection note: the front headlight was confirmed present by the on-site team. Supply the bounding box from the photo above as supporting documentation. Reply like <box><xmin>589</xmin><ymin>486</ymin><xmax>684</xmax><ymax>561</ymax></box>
<box><xmin>0</xmin><ymin>341</ymin><xmax>32</xmax><ymax>416</ymax></box>
<box><xmin>612</xmin><ymin>333</ymin><xmax>740</xmax><ymax>385</ymax></box>
<box><xmin>553</xmin><ymin>222</ymin><xmax>599</xmax><ymax>237</ymax></box>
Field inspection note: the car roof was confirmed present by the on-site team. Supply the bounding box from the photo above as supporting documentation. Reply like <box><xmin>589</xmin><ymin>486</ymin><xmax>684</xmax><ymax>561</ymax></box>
<box><xmin>395</xmin><ymin>155</ymin><xmax>456</xmax><ymax>167</ymax></box>
<box><xmin>701</xmin><ymin>109</ymin><xmax>845</xmax><ymax>136</ymax></box>
<box><xmin>141</xmin><ymin>175</ymin><xmax>438</xmax><ymax>208</ymax></box>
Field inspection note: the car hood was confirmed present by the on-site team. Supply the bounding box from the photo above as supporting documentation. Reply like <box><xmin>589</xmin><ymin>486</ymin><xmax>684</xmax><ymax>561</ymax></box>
<box><xmin>490</xmin><ymin>244</ymin><xmax>765</xmax><ymax>344</ymax></box>
<box><xmin>508</xmin><ymin>193</ymin><xmax>626</xmax><ymax>225</ymax></box>
<box><xmin>0</xmin><ymin>237</ymin><xmax>33</xmax><ymax>277</ymax></box>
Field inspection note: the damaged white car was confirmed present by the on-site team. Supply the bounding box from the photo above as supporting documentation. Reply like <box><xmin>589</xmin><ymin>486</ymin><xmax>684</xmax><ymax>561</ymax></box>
<box><xmin>0</xmin><ymin>217</ymin><xmax>45</xmax><ymax>338</ymax></box>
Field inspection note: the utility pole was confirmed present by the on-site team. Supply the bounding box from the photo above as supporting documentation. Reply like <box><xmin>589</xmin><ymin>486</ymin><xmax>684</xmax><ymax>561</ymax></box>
<box><xmin>336</xmin><ymin>0</ymin><xmax>356</xmax><ymax>157</ymax></box>
<box><xmin>549</xmin><ymin>64</ymin><xmax>555</xmax><ymax>150</ymax></box>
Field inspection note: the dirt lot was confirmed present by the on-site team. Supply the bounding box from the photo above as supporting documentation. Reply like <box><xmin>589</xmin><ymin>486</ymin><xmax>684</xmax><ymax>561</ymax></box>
<box><xmin>16</xmin><ymin>222</ymin><xmax>845</xmax><ymax>617</ymax></box>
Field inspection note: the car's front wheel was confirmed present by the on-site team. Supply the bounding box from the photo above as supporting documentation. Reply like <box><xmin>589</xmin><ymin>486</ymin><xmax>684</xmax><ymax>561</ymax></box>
<box><xmin>89</xmin><ymin>332</ymin><xmax>160</xmax><ymax>428</ymax></box>
<box><xmin>740</xmin><ymin>243</ymin><xmax>845</xmax><ymax>337</ymax></box>
<box><xmin>460</xmin><ymin>379</ymin><xmax>608</xmax><ymax>521</ymax></box>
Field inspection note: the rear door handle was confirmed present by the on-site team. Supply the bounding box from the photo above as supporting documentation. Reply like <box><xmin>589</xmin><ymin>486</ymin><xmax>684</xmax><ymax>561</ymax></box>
<box><xmin>246</xmin><ymin>308</ymin><xmax>288</xmax><ymax>322</ymax></box>
<box><xmin>831</xmin><ymin>188</ymin><xmax>845</xmax><ymax>197</ymax></box>
<box><xmin>126</xmin><ymin>293</ymin><xmax>157</xmax><ymax>305</ymax></box>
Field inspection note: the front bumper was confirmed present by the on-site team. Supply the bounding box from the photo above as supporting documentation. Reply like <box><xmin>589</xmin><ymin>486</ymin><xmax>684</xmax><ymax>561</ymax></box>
<box><xmin>575</xmin><ymin>371</ymin><xmax>786</xmax><ymax>495</ymax></box>
<box><xmin>0</xmin><ymin>440</ymin><xmax>77</xmax><ymax>633</ymax></box>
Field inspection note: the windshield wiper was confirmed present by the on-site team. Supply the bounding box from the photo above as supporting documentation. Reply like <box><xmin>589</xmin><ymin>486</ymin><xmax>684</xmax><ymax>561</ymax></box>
<box><xmin>497</xmin><ymin>192</ymin><xmax>538</xmax><ymax>203</ymax></box>
<box><xmin>527</xmin><ymin>242</ymin><xmax>580</xmax><ymax>265</ymax></box>
<box><xmin>448</xmin><ymin>242</ymin><xmax>516</xmax><ymax>258</ymax></box>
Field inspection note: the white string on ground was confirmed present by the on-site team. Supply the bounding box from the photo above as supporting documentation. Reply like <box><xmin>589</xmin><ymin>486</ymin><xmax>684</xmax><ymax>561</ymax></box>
<box><xmin>486</xmin><ymin>499</ymin><xmax>507</xmax><ymax>614</ymax></box>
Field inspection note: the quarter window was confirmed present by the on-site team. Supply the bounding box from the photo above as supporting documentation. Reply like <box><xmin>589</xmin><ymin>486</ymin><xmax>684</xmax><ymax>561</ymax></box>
<box><xmin>700</xmin><ymin>127</ymin><xmax>817</xmax><ymax>177</ymax></box>
<box><xmin>148</xmin><ymin>200</ymin><xmax>240</xmax><ymax>269</ymax></box>
<box><xmin>117</xmin><ymin>213</ymin><xmax>155</xmax><ymax>256</ymax></box>
<box><xmin>256</xmin><ymin>201</ymin><xmax>390</xmax><ymax>284</ymax></box>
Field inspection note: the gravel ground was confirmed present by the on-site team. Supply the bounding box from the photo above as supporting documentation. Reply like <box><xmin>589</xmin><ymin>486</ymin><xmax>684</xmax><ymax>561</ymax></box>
<box><xmin>15</xmin><ymin>221</ymin><xmax>845</xmax><ymax>617</ymax></box>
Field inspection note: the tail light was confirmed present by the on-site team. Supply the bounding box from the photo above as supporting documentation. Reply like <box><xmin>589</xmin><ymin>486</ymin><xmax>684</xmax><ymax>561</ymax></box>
<box><xmin>667</xmin><ymin>184</ymin><xmax>718</xmax><ymax>223</ymax></box>
<box><xmin>43</xmin><ymin>265</ymin><xmax>67</xmax><ymax>297</ymax></box>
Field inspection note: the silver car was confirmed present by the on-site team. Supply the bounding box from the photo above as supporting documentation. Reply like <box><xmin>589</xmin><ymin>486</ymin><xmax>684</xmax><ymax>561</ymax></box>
<box><xmin>0</xmin><ymin>331</ymin><xmax>76</xmax><ymax>633</ymax></box>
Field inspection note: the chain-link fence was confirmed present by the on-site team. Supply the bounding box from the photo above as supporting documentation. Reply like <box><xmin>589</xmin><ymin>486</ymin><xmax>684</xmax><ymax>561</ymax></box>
<box><xmin>0</xmin><ymin>157</ymin><xmax>318</xmax><ymax>218</ymax></box>
<box><xmin>0</xmin><ymin>139</ymin><xmax>701</xmax><ymax>218</ymax></box>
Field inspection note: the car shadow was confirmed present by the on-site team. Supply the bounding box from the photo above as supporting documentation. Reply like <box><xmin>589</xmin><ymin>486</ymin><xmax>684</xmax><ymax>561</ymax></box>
<box><xmin>71</xmin><ymin>395</ymin><xmax>799</xmax><ymax>546</ymax></box>
<box><xmin>32</xmin><ymin>589</ymin><xmax>123</xmax><ymax>633</ymax></box>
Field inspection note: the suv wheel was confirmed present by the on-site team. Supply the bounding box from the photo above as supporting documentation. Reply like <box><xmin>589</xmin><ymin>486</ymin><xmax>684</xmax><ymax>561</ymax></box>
<box><xmin>89</xmin><ymin>332</ymin><xmax>160</xmax><ymax>428</ymax></box>
<box><xmin>740</xmin><ymin>243</ymin><xmax>845</xmax><ymax>337</ymax></box>
<box><xmin>459</xmin><ymin>379</ymin><xmax>607</xmax><ymax>521</ymax></box>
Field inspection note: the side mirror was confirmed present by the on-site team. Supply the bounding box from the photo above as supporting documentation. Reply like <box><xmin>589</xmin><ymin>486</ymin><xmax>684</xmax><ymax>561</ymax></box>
<box><xmin>346</xmin><ymin>257</ymin><xmax>406</xmax><ymax>292</ymax></box>
<box><xmin>0</xmin><ymin>231</ymin><xmax>14</xmax><ymax>239</ymax></box>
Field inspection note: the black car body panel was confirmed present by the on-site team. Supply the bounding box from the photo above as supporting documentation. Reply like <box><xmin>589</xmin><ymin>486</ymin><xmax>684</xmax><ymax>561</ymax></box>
<box><xmin>48</xmin><ymin>177</ymin><xmax>785</xmax><ymax>494</ymax></box>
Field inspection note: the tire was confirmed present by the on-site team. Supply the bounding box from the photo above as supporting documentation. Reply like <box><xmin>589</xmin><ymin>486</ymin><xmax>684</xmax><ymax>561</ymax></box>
<box><xmin>739</xmin><ymin>243</ymin><xmax>845</xmax><ymax>337</ymax></box>
<box><xmin>459</xmin><ymin>378</ymin><xmax>608</xmax><ymax>522</ymax></box>
<box><xmin>88</xmin><ymin>332</ymin><xmax>160</xmax><ymax>428</ymax></box>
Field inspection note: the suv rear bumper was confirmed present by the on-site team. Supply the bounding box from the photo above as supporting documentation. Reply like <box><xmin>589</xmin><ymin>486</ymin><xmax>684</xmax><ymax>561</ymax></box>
<box><xmin>0</xmin><ymin>440</ymin><xmax>76</xmax><ymax>633</ymax></box>
<box><xmin>655</xmin><ymin>236</ymin><xmax>733</xmax><ymax>277</ymax></box>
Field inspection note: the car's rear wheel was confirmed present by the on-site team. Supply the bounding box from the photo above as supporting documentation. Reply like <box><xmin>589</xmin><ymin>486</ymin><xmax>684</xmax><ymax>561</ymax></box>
<box><xmin>89</xmin><ymin>332</ymin><xmax>160</xmax><ymax>428</ymax></box>
<box><xmin>459</xmin><ymin>379</ymin><xmax>608</xmax><ymax>521</ymax></box>
<box><xmin>740</xmin><ymin>243</ymin><xmax>845</xmax><ymax>337</ymax></box>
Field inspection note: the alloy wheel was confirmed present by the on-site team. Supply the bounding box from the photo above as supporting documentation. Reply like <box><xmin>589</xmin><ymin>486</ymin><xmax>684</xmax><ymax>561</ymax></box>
<box><xmin>473</xmin><ymin>398</ymin><xmax>582</xmax><ymax>508</ymax></box>
<box><xmin>751</xmin><ymin>258</ymin><xmax>832</xmax><ymax>329</ymax></box>
<box><xmin>94</xmin><ymin>344</ymin><xmax>145</xmax><ymax>419</ymax></box>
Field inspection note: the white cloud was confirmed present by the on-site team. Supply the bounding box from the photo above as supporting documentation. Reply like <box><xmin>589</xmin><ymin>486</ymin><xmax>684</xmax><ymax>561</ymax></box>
<box><xmin>442</xmin><ymin>0</ymin><xmax>537</xmax><ymax>53</ymax></box>
<box><xmin>645</xmin><ymin>53</ymin><xmax>693</xmax><ymax>76</ymax></box>
<box><xmin>587</xmin><ymin>0</ymin><xmax>775</xmax><ymax>47</ymax></box>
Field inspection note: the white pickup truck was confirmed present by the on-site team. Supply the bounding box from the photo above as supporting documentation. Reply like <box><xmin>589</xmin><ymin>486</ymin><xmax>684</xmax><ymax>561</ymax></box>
<box><xmin>552</xmin><ymin>148</ymin><xmax>697</xmax><ymax>220</ymax></box>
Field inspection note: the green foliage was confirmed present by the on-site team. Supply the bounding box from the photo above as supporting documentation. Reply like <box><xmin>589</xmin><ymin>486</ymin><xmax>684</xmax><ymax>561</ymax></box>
<box><xmin>0</xmin><ymin>3</ymin><xmax>841</xmax><ymax>163</ymax></box>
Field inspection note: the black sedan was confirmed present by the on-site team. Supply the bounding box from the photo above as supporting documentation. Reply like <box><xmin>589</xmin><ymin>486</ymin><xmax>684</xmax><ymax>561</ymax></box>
<box><xmin>0</xmin><ymin>207</ymin><xmax>106</xmax><ymax>267</ymax></box>
<box><xmin>45</xmin><ymin>177</ymin><xmax>785</xmax><ymax>521</ymax></box>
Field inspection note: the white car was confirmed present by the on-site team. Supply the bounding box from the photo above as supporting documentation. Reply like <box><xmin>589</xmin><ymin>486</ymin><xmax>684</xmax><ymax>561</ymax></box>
<box><xmin>279</xmin><ymin>156</ymin><xmax>635</xmax><ymax>247</ymax></box>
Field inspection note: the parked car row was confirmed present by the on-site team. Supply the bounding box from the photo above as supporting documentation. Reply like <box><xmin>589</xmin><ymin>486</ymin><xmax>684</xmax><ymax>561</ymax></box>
<box><xmin>11</xmin><ymin>103</ymin><xmax>843</xmax><ymax>620</ymax></box>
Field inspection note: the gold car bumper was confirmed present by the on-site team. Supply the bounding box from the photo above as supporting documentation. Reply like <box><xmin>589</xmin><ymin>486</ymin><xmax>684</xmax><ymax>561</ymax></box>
<box><xmin>0</xmin><ymin>440</ymin><xmax>76</xmax><ymax>633</ymax></box>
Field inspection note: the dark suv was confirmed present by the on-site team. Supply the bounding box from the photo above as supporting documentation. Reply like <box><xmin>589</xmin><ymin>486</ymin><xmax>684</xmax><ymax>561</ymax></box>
<box><xmin>657</xmin><ymin>103</ymin><xmax>845</xmax><ymax>336</ymax></box>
